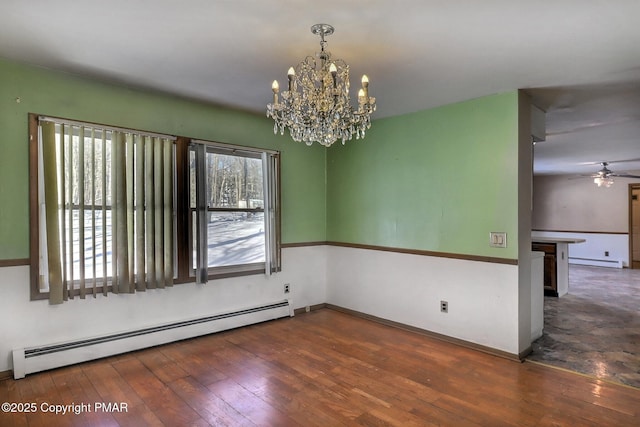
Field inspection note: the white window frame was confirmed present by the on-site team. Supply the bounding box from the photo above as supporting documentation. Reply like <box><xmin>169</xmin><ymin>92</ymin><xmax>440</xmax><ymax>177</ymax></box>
<box><xmin>189</xmin><ymin>140</ymin><xmax>280</xmax><ymax>282</ymax></box>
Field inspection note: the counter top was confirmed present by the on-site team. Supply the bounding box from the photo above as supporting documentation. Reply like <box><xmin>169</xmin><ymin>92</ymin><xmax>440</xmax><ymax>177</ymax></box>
<box><xmin>532</xmin><ymin>236</ymin><xmax>586</xmax><ymax>244</ymax></box>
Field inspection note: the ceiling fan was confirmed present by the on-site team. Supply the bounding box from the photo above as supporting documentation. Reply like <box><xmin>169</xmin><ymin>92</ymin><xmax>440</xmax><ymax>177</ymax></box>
<box><xmin>583</xmin><ymin>162</ymin><xmax>640</xmax><ymax>187</ymax></box>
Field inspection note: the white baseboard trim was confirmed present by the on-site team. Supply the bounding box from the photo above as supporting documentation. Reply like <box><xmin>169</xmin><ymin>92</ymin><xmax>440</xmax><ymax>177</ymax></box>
<box><xmin>569</xmin><ymin>257</ymin><xmax>623</xmax><ymax>269</ymax></box>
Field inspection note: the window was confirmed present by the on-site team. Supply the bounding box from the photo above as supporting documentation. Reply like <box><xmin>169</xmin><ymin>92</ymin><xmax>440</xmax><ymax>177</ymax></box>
<box><xmin>29</xmin><ymin>114</ymin><xmax>280</xmax><ymax>303</ymax></box>
<box><xmin>189</xmin><ymin>141</ymin><xmax>280</xmax><ymax>282</ymax></box>
<box><xmin>30</xmin><ymin>115</ymin><xmax>176</xmax><ymax>303</ymax></box>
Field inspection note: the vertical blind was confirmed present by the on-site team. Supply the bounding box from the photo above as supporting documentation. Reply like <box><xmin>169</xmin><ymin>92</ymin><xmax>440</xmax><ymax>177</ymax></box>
<box><xmin>38</xmin><ymin>117</ymin><xmax>176</xmax><ymax>304</ymax></box>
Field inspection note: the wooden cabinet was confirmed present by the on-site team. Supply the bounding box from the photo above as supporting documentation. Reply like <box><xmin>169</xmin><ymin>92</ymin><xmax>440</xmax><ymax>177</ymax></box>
<box><xmin>532</xmin><ymin>236</ymin><xmax>583</xmax><ymax>297</ymax></box>
<box><xmin>532</xmin><ymin>242</ymin><xmax>558</xmax><ymax>296</ymax></box>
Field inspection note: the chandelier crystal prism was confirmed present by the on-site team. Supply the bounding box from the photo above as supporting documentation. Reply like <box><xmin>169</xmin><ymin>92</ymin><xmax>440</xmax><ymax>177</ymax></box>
<box><xmin>266</xmin><ymin>24</ymin><xmax>376</xmax><ymax>147</ymax></box>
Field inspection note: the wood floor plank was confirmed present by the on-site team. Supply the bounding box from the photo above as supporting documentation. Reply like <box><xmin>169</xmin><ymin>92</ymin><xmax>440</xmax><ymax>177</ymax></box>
<box><xmin>251</xmin><ymin>376</ymin><xmax>349</xmax><ymax>427</ymax></box>
<box><xmin>81</xmin><ymin>363</ymin><xmax>143</xmax><ymax>408</ymax></box>
<box><xmin>111</xmin><ymin>357</ymin><xmax>203</xmax><ymax>426</ymax></box>
<box><xmin>159</xmin><ymin>341</ymin><xmax>229</xmax><ymax>387</ymax></box>
<box><xmin>49</xmin><ymin>367</ymin><xmax>119</xmax><ymax>426</ymax></box>
<box><xmin>206</xmin><ymin>378</ymin><xmax>298</xmax><ymax>426</ymax></box>
<box><xmin>0</xmin><ymin>308</ymin><xmax>638</xmax><ymax>426</ymax></box>
<box><xmin>135</xmin><ymin>347</ymin><xmax>190</xmax><ymax>384</ymax></box>
<box><xmin>0</xmin><ymin>377</ymin><xmax>29</xmax><ymax>427</ymax></box>
<box><xmin>17</xmin><ymin>372</ymin><xmax>63</xmax><ymax>427</ymax></box>
<box><xmin>167</xmin><ymin>376</ymin><xmax>254</xmax><ymax>427</ymax></box>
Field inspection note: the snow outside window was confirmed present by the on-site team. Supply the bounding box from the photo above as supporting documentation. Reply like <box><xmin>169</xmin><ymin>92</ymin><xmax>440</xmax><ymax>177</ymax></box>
<box><xmin>189</xmin><ymin>142</ymin><xmax>280</xmax><ymax>282</ymax></box>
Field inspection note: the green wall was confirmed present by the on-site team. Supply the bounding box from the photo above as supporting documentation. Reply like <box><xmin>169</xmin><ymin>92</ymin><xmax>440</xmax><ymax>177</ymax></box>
<box><xmin>0</xmin><ymin>58</ymin><xmax>521</xmax><ymax>261</ymax></box>
<box><xmin>326</xmin><ymin>92</ymin><xmax>520</xmax><ymax>259</ymax></box>
<box><xmin>0</xmin><ymin>59</ymin><xmax>326</xmax><ymax>259</ymax></box>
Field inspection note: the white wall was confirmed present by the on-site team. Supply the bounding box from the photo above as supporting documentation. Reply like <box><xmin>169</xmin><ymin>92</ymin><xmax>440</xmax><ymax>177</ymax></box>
<box><xmin>531</xmin><ymin>251</ymin><xmax>544</xmax><ymax>341</ymax></box>
<box><xmin>533</xmin><ymin>173</ymin><xmax>639</xmax><ymax>233</ymax></box>
<box><xmin>0</xmin><ymin>246</ymin><xmax>327</xmax><ymax>373</ymax></box>
<box><xmin>518</xmin><ymin>94</ymin><xmax>534</xmax><ymax>355</ymax></box>
<box><xmin>532</xmin><ymin>173</ymin><xmax>638</xmax><ymax>267</ymax></box>
<box><xmin>325</xmin><ymin>246</ymin><xmax>521</xmax><ymax>355</ymax></box>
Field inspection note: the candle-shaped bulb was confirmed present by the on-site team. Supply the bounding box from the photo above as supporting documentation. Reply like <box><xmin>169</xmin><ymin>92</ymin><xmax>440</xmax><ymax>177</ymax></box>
<box><xmin>358</xmin><ymin>88</ymin><xmax>366</xmax><ymax>104</ymax></box>
<box><xmin>271</xmin><ymin>80</ymin><xmax>279</xmax><ymax>104</ymax></box>
<box><xmin>287</xmin><ymin>67</ymin><xmax>295</xmax><ymax>91</ymax></box>
<box><xmin>361</xmin><ymin>75</ymin><xmax>369</xmax><ymax>99</ymax></box>
<box><xmin>329</xmin><ymin>63</ymin><xmax>337</xmax><ymax>89</ymax></box>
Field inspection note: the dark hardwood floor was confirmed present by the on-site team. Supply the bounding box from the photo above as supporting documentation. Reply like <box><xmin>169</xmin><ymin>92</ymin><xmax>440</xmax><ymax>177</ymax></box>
<box><xmin>1</xmin><ymin>308</ymin><xmax>639</xmax><ymax>426</ymax></box>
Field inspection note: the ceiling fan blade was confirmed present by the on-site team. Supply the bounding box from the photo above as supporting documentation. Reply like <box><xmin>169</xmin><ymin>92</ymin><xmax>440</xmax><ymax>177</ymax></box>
<box><xmin>610</xmin><ymin>173</ymin><xmax>640</xmax><ymax>178</ymax></box>
<box><xmin>577</xmin><ymin>158</ymin><xmax>640</xmax><ymax>166</ymax></box>
<box><xmin>606</xmin><ymin>158</ymin><xmax>640</xmax><ymax>165</ymax></box>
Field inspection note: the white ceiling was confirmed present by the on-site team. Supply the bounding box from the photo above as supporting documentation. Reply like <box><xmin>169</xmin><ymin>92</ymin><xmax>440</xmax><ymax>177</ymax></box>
<box><xmin>2</xmin><ymin>0</ymin><xmax>640</xmax><ymax>176</ymax></box>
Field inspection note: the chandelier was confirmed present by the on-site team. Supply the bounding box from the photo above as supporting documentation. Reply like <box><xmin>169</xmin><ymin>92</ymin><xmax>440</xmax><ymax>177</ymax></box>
<box><xmin>266</xmin><ymin>24</ymin><xmax>376</xmax><ymax>147</ymax></box>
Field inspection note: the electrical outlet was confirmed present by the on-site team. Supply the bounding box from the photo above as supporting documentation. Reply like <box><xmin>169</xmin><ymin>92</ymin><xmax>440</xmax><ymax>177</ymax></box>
<box><xmin>440</xmin><ymin>300</ymin><xmax>448</xmax><ymax>313</ymax></box>
<box><xmin>605</xmin><ymin>251</ymin><xmax>609</xmax><ymax>257</ymax></box>
<box><xmin>284</xmin><ymin>283</ymin><xmax>290</xmax><ymax>294</ymax></box>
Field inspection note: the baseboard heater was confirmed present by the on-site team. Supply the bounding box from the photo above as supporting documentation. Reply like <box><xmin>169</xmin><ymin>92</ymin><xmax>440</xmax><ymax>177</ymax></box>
<box><xmin>569</xmin><ymin>257</ymin><xmax>623</xmax><ymax>268</ymax></box>
<box><xmin>12</xmin><ymin>300</ymin><xmax>292</xmax><ymax>379</ymax></box>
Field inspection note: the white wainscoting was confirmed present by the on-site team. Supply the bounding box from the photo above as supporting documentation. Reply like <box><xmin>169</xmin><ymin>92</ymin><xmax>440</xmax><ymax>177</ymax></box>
<box><xmin>0</xmin><ymin>246</ymin><xmax>327</xmax><ymax>373</ymax></box>
<box><xmin>1</xmin><ymin>244</ymin><xmax>530</xmax><ymax>373</ymax></box>
<box><xmin>325</xmin><ymin>246</ymin><xmax>523</xmax><ymax>356</ymax></box>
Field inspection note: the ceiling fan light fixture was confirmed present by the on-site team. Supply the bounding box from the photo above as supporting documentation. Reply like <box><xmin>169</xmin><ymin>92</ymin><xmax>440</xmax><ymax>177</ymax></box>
<box><xmin>266</xmin><ymin>24</ymin><xmax>376</xmax><ymax>147</ymax></box>
<box><xmin>594</xmin><ymin>176</ymin><xmax>614</xmax><ymax>188</ymax></box>
<box><xmin>588</xmin><ymin>161</ymin><xmax>640</xmax><ymax>187</ymax></box>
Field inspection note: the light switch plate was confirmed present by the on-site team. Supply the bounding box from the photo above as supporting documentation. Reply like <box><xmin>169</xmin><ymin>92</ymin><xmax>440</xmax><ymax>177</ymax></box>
<box><xmin>489</xmin><ymin>232</ymin><xmax>507</xmax><ymax>248</ymax></box>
